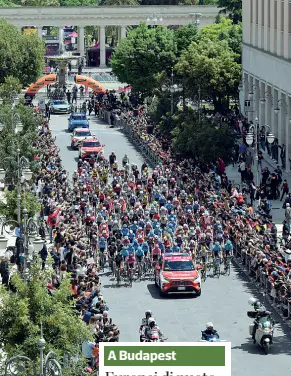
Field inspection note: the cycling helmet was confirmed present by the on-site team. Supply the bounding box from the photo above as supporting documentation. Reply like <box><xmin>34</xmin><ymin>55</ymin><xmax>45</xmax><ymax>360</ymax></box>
<box><xmin>248</xmin><ymin>297</ymin><xmax>259</xmax><ymax>306</ymax></box>
<box><xmin>206</xmin><ymin>322</ymin><xmax>213</xmax><ymax>329</ymax></box>
<box><xmin>145</xmin><ymin>310</ymin><xmax>152</xmax><ymax>316</ymax></box>
<box><xmin>148</xmin><ymin>317</ymin><xmax>155</xmax><ymax>325</ymax></box>
<box><xmin>226</xmin><ymin>240</ymin><xmax>232</xmax><ymax>245</ymax></box>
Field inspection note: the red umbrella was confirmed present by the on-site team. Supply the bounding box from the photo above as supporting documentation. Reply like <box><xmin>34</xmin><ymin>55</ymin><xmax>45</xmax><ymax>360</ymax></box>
<box><xmin>69</xmin><ymin>32</ymin><xmax>78</xmax><ymax>37</ymax></box>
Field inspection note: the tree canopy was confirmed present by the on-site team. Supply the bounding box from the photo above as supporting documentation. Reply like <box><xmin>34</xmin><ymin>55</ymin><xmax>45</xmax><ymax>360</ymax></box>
<box><xmin>171</xmin><ymin>110</ymin><xmax>236</xmax><ymax>163</ymax></box>
<box><xmin>199</xmin><ymin>16</ymin><xmax>242</xmax><ymax>61</ymax></box>
<box><xmin>218</xmin><ymin>0</ymin><xmax>242</xmax><ymax>24</ymax></box>
<box><xmin>175</xmin><ymin>37</ymin><xmax>241</xmax><ymax>110</ymax></box>
<box><xmin>0</xmin><ymin>20</ymin><xmax>44</xmax><ymax>86</ymax></box>
<box><xmin>174</xmin><ymin>23</ymin><xmax>199</xmax><ymax>57</ymax></box>
<box><xmin>0</xmin><ymin>257</ymin><xmax>92</xmax><ymax>374</ymax></box>
<box><xmin>111</xmin><ymin>23</ymin><xmax>177</xmax><ymax>94</ymax></box>
<box><xmin>0</xmin><ymin>0</ymin><xmax>218</xmax><ymax>6</ymax></box>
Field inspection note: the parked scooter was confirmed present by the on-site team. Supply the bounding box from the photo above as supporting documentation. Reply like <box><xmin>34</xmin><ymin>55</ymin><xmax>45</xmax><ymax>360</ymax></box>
<box><xmin>247</xmin><ymin>311</ymin><xmax>274</xmax><ymax>354</ymax></box>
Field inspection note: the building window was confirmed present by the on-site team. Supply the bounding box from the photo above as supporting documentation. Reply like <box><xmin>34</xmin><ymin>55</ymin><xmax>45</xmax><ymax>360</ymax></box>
<box><xmin>251</xmin><ymin>0</ymin><xmax>253</xmax><ymax>23</ymax></box>
<box><xmin>262</xmin><ymin>0</ymin><xmax>264</xmax><ymax>26</ymax></box>
<box><xmin>289</xmin><ymin>2</ymin><xmax>291</xmax><ymax>33</ymax></box>
<box><xmin>268</xmin><ymin>0</ymin><xmax>271</xmax><ymax>27</ymax></box>
<box><xmin>274</xmin><ymin>0</ymin><xmax>277</xmax><ymax>30</ymax></box>
<box><xmin>256</xmin><ymin>0</ymin><xmax>259</xmax><ymax>24</ymax></box>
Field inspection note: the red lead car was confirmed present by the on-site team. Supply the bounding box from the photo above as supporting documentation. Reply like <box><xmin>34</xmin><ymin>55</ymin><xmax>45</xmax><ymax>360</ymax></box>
<box><xmin>154</xmin><ymin>253</ymin><xmax>201</xmax><ymax>297</ymax></box>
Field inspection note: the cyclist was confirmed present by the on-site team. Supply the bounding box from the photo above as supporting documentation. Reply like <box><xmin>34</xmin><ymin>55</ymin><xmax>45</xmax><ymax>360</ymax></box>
<box><xmin>126</xmin><ymin>253</ymin><xmax>136</xmax><ymax>275</ymax></box>
<box><xmin>224</xmin><ymin>239</ymin><xmax>233</xmax><ymax>270</ymax></box>
<box><xmin>224</xmin><ymin>239</ymin><xmax>233</xmax><ymax>256</ymax></box>
<box><xmin>136</xmin><ymin>246</ymin><xmax>144</xmax><ymax>275</ymax></box>
<box><xmin>212</xmin><ymin>241</ymin><xmax>222</xmax><ymax>271</ymax></box>
<box><xmin>98</xmin><ymin>237</ymin><xmax>107</xmax><ymax>253</ymax></box>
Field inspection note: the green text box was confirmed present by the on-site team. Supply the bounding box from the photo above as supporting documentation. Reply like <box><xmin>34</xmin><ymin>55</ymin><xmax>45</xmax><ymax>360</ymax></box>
<box><xmin>104</xmin><ymin>346</ymin><xmax>225</xmax><ymax>366</ymax></box>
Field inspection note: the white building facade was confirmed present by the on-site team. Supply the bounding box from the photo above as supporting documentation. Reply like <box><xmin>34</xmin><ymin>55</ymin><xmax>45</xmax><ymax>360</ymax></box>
<box><xmin>241</xmin><ymin>0</ymin><xmax>291</xmax><ymax>167</ymax></box>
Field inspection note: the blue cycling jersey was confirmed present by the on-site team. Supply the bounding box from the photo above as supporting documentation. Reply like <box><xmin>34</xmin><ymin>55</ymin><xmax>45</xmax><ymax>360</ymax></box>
<box><xmin>121</xmin><ymin>249</ymin><xmax>129</xmax><ymax>258</ymax></box>
<box><xmin>136</xmin><ymin>248</ymin><xmax>144</xmax><ymax>257</ymax></box>
<box><xmin>121</xmin><ymin>228</ymin><xmax>129</xmax><ymax>236</ymax></box>
<box><xmin>212</xmin><ymin>246</ymin><xmax>221</xmax><ymax>253</ymax></box>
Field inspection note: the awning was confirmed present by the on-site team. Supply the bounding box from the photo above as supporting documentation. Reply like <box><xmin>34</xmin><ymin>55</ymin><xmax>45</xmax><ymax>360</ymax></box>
<box><xmin>69</xmin><ymin>32</ymin><xmax>78</xmax><ymax>38</ymax></box>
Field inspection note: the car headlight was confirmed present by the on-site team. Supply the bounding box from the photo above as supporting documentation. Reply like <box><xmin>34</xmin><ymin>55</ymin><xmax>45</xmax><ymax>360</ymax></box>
<box><xmin>160</xmin><ymin>276</ymin><xmax>170</xmax><ymax>283</ymax></box>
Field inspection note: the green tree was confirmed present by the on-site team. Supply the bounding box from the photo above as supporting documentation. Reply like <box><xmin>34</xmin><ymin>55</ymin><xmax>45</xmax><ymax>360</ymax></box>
<box><xmin>20</xmin><ymin>0</ymin><xmax>60</xmax><ymax>5</ymax></box>
<box><xmin>0</xmin><ymin>20</ymin><xmax>45</xmax><ymax>86</ymax></box>
<box><xmin>174</xmin><ymin>23</ymin><xmax>199</xmax><ymax>56</ymax></box>
<box><xmin>0</xmin><ymin>102</ymin><xmax>41</xmax><ymax>185</ymax></box>
<box><xmin>200</xmin><ymin>16</ymin><xmax>242</xmax><ymax>61</ymax></box>
<box><xmin>0</xmin><ymin>189</ymin><xmax>41</xmax><ymax>220</ymax></box>
<box><xmin>175</xmin><ymin>38</ymin><xmax>241</xmax><ymax>111</ymax></box>
<box><xmin>218</xmin><ymin>0</ymin><xmax>242</xmax><ymax>24</ymax></box>
<box><xmin>111</xmin><ymin>23</ymin><xmax>177</xmax><ymax>94</ymax></box>
<box><xmin>0</xmin><ymin>76</ymin><xmax>22</xmax><ymax>100</ymax></box>
<box><xmin>60</xmin><ymin>0</ymin><xmax>98</xmax><ymax>4</ymax></box>
<box><xmin>0</xmin><ymin>0</ymin><xmax>18</xmax><ymax>5</ymax></box>
<box><xmin>172</xmin><ymin>110</ymin><xmax>236</xmax><ymax>163</ymax></box>
<box><xmin>101</xmin><ymin>0</ymin><xmax>139</xmax><ymax>4</ymax></box>
<box><xmin>0</xmin><ymin>257</ymin><xmax>92</xmax><ymax>374</ymax></box>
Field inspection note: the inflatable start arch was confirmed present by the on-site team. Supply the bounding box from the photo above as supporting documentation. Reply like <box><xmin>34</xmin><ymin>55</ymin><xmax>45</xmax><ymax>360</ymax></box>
<box><xmin>74</xmin><ymin>75</ymin><xmax>106</xmax><ymax>94</ymax></box>
<box><xmin>26</xmin><ymin>74</ymin><xmax>57</xmax><ymax>95</ymax></box>
<box><xmin>26</xmin><ymin>74</ymin><xmax>107</xmax><ymax>96</ymax></box>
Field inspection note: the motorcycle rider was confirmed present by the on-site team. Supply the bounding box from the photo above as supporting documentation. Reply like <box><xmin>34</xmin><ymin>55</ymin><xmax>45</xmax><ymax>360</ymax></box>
<box><xmin>144</xmin><ymin>317</ymin><xmax>164</xmax><ymax>342</ymax></box>
<box><xmin>201</xmin><ymin>322</ymin><xmax>219</xmax><ymax>341</ymax></box>
<box><xmin>248</xmin><ymin>297</ymin><xmax>273</xmax><ymax>343</ymax></box>
<box><xmin>139</xmin><ymin>310</ymin><xmax>152</xmax><ymax>341</ymax></box>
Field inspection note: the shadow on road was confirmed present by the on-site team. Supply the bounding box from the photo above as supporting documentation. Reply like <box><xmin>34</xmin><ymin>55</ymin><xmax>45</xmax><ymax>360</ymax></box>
<box><xmin>232</xmin><ymin>336</ymin><xmax>291</xmax><ymax>356</ymax></box>
<box><xmin>102</xmin><ymin>283</ymin><xmax>131</xmax><ymax>289</ymax></box>
<box><xmin>146</xmin><ymin>283</ymin><xmax>198</xmax><ymax>300</ymax></box>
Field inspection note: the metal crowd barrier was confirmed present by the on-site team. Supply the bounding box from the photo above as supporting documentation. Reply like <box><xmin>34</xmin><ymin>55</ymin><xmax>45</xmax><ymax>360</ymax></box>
<box><xmin>233</xmin><ymin>241</ymin><xmax>291</xmax><ymax>320</ymax></box>
<box><xmin>109</xmin><ymin>116</ymin><xmax>163</xmax><ymax>167</ymax></box>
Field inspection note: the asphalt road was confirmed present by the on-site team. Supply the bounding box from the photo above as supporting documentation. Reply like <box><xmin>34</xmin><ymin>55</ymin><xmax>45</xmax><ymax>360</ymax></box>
<box><xmin>49</xmin><ymin>112</ymin><xmax>291</xmax><ymax>376</ymax></box>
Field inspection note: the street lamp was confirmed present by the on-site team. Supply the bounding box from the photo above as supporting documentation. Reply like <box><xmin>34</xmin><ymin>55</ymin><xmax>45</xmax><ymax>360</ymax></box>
<box><xmin>161</xmin><ymin>69</ymin><xmax>183</xmax><ymax>115</ymax></box>
<box><xmin>0</xmin><ymin>152</ymin><xmax>32</xmax><ymax>224</ymax></box>
<box><xmin>248</xmin><ymin>84</ymin><xmax>256</xmax><ymax>99</ymax></box>
<box><xmin>0</xmin><ymin>213</ymin><xmax>43</xmax><ymax>274</ymax></box>
<box><xmin>245</xmin><ymin>120</ymin><xmax>275</xmax><ymax>185</ymax></box>
<box><xmin>146</xmin><ymin>13</ymin><xmax>163</xmax><ymax>25</ymax></box>
<box><xmin>5</xmin><ymin>324</ymin><xmax>62</xmax><ymax>376</ymax></box>
<box><xmin>274</xmin><ymin>98</ymin><xmax>286</xmax><ymax>115</ymax></box>
<box><xmin>189</xmin><ymin>12</ymin><xmax>202</xmax><ymax>25</ymax></box>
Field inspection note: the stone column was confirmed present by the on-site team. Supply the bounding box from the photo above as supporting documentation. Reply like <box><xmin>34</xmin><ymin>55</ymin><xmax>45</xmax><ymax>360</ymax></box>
<box><xmin>264</xmin><ymin>0</ymin><xmax>268</xmax><ymax>50</ymax></box>
<box><xmin>286</xmin><ymin>97</ymin><xmax>290</xmax><ymax>170</ymax></box>
<box><xmin>277</xmin><ymin>0</ymin><xmax>282</xmax><ymax>56</ymax></box>
<box><xmin>121</xmin><ymin>26</ymin><xmax>127</xmax><ymax>39</ymax></box>
<box><xmin>37</xmin><ymin>27</ymin><xmax>43</xmax><ymax>39</ymax></box>
<box><xmin>243</xmin><ymin>73</ymin><xmax>249</xmax><ymax>118</ymax></box>
<box><xmin>270</xmin><ymin>0</ymin><xmax>275</xmax><ymax>53</ymax></box>
<box><xmin>283</xmin><ymin>0</ymin><xmax>289</xmax><ymax>59</ymax></box>
<box><xmin>78</xmin><ymin>26</ymin><xmax>85</xmax><ymax>57</ymax></box>
<box><xmin>259</xmin><ymin>81</ymin><xmax>265</xmax><ymax>127</ymax></box>
<box><xmin>277</xmin><ymin>91</ymin><xmax>282</xmax><ymax>145</ymax></box>
<box><xmin>271</xmin><ymin>87</ymin><xmax>276</xmax><ymax>139</ymax></box>
<box><xmin>59</xmin><ymin>27</ymin><xmax>64</xmax><ymax>54</ymax></box>
<box><xmin>117</xmin><ymin>27</ymin><xmax>121</xmax><ymax>44</ymax></box>
<box><xmin>99</xmin><ymin>26</ymin><xmax>106</xmax><ymax>68</ymax></box>
<box><xmin>258</xmin><ymin>0</ymin><xmax>262</xmax><ymax>48</ymax></box>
